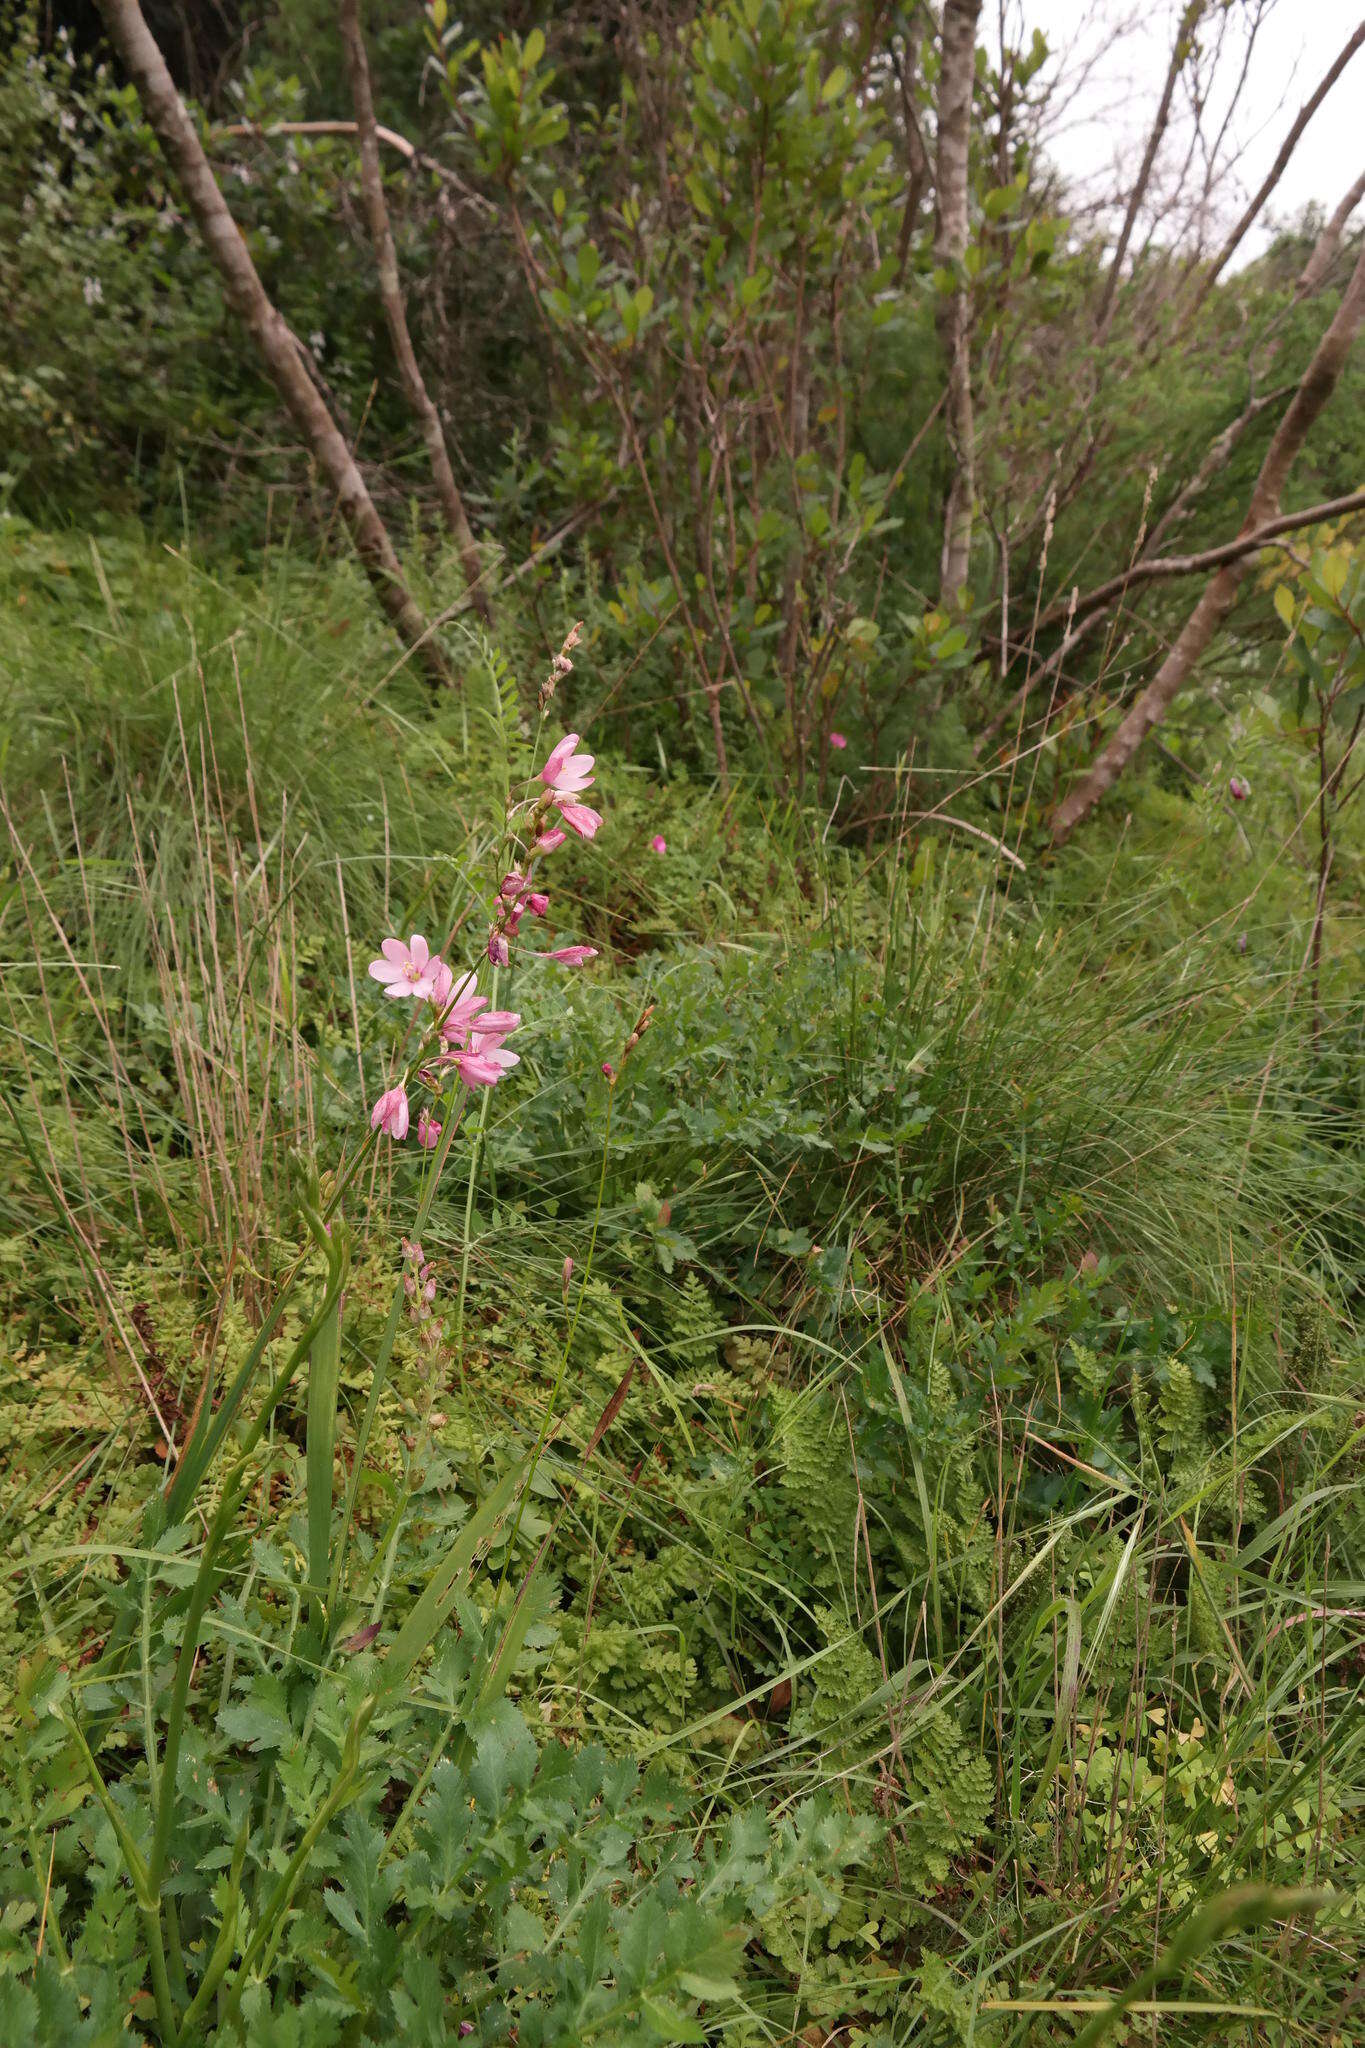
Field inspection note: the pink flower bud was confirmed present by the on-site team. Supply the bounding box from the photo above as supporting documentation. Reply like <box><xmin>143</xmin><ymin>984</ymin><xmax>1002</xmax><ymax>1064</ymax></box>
<box><xmin>487</xmin><ymin>930</ymin><xmax>510</xmax><ymax>967</ymax></box>
<box><xmin>527</xmin><ymin>892</ymin><xmax>549</xmax><ymax>916</ymax></box>
<box><xmin>369</xmin><ymin>1085</ymin><xmax>409</xmax><ymax>1141</ymax></box>
<box><xmin>601</xmin><ymin>1060</ymin><xmax>616</xmax><ymax>1082</ymax></box>
<box><xmin>561</xmin><ymin>1256</ymin><xmax>574</xmax><ymax>1302</ymax></box>
<box><xmin>537</xmin><ymin>828</ymin><xmax>567</xmax><ymax>854</ymax></box>
<box><xmin>549</xmin><ymin>945</ymin><xmax>598</xmax><ymax>966</ymax></box>
<box><xmin>651</xmin><ymin>835</ymin><xmax>667</xmax><ymax>854</ymax></box>
<box><xmin>1228</xmin><ymin>775</ymin><xmax>1250</xmax><ymax>802</ymax></box>
<box><xmin>416</xmin><ymin>1109</ymin><xmax>442</xmax><ymax>1150</ymax></box>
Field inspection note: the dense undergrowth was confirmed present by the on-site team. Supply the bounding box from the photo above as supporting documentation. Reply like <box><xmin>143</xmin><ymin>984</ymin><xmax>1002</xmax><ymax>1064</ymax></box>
<box><xmin>2</xmin><ymin>534</ymin><xmax>1364</xmax><ymax>2044</ymax></box>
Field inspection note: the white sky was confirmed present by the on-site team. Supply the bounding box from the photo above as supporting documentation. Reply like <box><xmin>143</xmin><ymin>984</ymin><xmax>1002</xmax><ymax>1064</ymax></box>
<box><xmin>991</xmin><ymin>0</ymin><xmax>1365</xmax><ymax>263</ymax></box>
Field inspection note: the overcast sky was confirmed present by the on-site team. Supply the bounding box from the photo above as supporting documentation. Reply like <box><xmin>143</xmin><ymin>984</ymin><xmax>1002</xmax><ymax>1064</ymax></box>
<box><xmin>990</xmin><ymin>1</ymin><xmax>1365</xmax><ymax>263</ymax></box>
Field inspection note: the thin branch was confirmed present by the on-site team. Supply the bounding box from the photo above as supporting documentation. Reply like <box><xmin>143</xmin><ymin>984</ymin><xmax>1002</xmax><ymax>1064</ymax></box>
<box><xmin>97</xmin><ymin>0</ymin><xmax>453</xmax><ymax>688</ymax></box>
<box><xmin>1053</xmin><ymin>238</ymin><xmax>1365</xmax><ymax>843</ymax></box>
<box><xmin>1180</xmin><ymin>23</ymin><xmax>1365</xmax><ymax>328</ymax></box>
<box><xmin>338</xmin><ymin>0</ymin><xmax>492</xmax><ymax>624</ymax></box>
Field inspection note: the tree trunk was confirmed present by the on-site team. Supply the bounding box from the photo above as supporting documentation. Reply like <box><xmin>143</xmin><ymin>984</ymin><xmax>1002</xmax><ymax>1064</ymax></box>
<box><xmin>934</xmin><ymin>0</ymin><xmax>982</xmax><ymax>605</ymax></box>
<box><xmin>1052</xmin><ymin>237</ymin><xmax>1365</xmax><ymax>845</ymax></box>
<box><xmin>338</xmin><ymin>0</ymin><xmax>493</xmax><ymax>627</ymax></box>
<box><xmin>97</xmin><ymin>0</ymin><xmax>453</xmax><ymax>688</ymax></box>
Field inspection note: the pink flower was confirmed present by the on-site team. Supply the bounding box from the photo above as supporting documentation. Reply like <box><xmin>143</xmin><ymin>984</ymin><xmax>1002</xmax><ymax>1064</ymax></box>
<box><xmin>487</xmin><ymin>930</ymin><xmax>510</xmax><ymax>967</ymax></box>
<box><xmin>526</xmin><ymin>891</ymin><xmax>549</xmax><ymax>917</ymax></box>
<box><xmin>540</xmin><ymin>733</ymin><xmax>595</xmax><ymax>796</ymax></box>
<box><xmin>416</xmin><ymin>1108</ymin><xmax>442</xmax><ymax>1150</ymax></box>
<box><xmin>370</xmin><ymin>1086</ymin><xmax>410</xmax><ymax>1140</ymax></box>
<box><xmin>473</xmin><ymin>1009</ymin><xmax>521</xmax><ymax>1047</ymax></box>
<box><xmin>452</xmin><ymin>1044</ymin><xmax>519</xmax><ymax>1088</ymax></box>
<box><xmin>828</xmin><ymin>731</ymin><xmax>848</xmax><ymax>750</ymax></box>
<box><xmin>558</xmin><ymin>802</ymin><xmax>603</xmax><ymax>841</ymax></box>
<box><xmin>548</xmin><ymin>945</ymin><xmax>598</xmax><ymax>966</ymax></box>
<box><xmin>1228</xmin><ymin>775</ymin><xmax>1251</xmax><ymax>801</ymax></box>
<box><xmin>500</xmin><ymin>870</ymin><xmax>528</xmax><ymax>902</ymax></box>
<box><xmin>437</xmin><ymin>972</ymin><xmax>487</xmax><ymax>1043</ymax></box>
<box><xmin>368</xmin><ymin>934</ymin><xmax>441</xmax><ymax>1000</ymax></box>
<box><xmin>536</xmin><ymin>827</ymin><xmax>567</xmax><ymax>854</ymax></box>
<box><xmin>651</xmin><ymin>835</ymin><xmax>667</xmax><ymax>854</ymax></box>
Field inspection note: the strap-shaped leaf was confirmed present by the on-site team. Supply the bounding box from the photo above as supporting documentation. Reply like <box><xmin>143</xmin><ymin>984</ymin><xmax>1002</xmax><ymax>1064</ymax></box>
<box><xmin>379</xmin><ymin>1459</ymin><xmax>527</xmax><ymax>1695</ymax></box>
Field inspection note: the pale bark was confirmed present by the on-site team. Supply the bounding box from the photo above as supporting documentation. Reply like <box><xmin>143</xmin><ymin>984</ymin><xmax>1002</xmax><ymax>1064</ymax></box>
<box><xmin>1094</xmin><ymin>0</ymin><xmax>1205</xmax><ymax>339</ymax></box>
<box><xmin>1052</xmin><ymin>238</ymin><xmax>1365</xmax><ymax>845</ymax></box>
<box><xmin>96</xmin><ymin>0</ymin><xmax>453</xmax><ymax>688</ymax></box>
<box><xmin>934</xmin><ymin>0</ymin><xmax>983</xmax><ymax>604</ymax></box>
<box><xmin>338</xmin><ymin>0</ymin><xmax>493</xmax><ymax>626</ymax></box>
<box><xmin>1295</xmin><ymin>166</ymin><xmax>1365</xmax><ymax>302</ymax></box>
<box><xmin>1180</xmin><ymin>25</ymin><xmax>1365</xmax><ymax>328</ymax></box>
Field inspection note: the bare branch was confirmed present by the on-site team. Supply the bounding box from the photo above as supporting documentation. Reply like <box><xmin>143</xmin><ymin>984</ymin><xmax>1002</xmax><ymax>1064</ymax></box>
<box><xmin>1295</xmin><ymin>166</ymin><xmax>1365</xmax><ymax>302</ymax></box>
<box><xmin>1094</xmin><ymin>0</ymin><xmax>1207</xmax><ymax>338</ymax></box>
<box><xmin>338</xmin><ymin>0</ymin><xmax>492</xmax><ymax>625</ymax></box>
<box><xmin>96</xmin><ymin>0</ymin><xmax>453</xmax><ymax>688</ymax></box>
<box><xmin>1180</xmin><ymin>23</ymin><xmax>1365</xmax><ymax>327</ymax></box>
<box><xmin>1053</xmin><ymin>238</ymin><xmax>1365</xmax><ymax>844</ymax></box>
<box><xmin>934</xmin><ymin>0</ymin><xmax>983</xmax><ymax>603</ymax></box>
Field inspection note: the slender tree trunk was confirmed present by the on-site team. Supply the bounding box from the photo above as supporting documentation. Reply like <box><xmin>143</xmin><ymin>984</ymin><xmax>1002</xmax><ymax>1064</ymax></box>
<box><xmin>338</xmin><ymin>0</ymin><xmax>493</xmax><ymax>626</ymax></box>
<box><xmin>1094</xmin><ymin>0</ymin><xmax>1205</xmax><ymax>339</ymax></box>
<box><xmin>96</xmin><ymin>0</ymin><xmax>453</xmax><ymax>688</ymax></box>
<box><xmin>934</xmin><ymin>0</ymin><xmax>982</xmax><ymax>605</ymax></box>
<box><xmin>1180</xmin><ymin>24</ymin><xmax>1365</xmax><ymax>329</ymax></box>
<box><xmin>893</xmin><ymin>8</ymin><xmax>932</xmax><ymax>286</ymax></box>
<box><xmin>1052</xmin><ymin>238</ymin><xmax>1365</xmax><ymax>845</ymax></box>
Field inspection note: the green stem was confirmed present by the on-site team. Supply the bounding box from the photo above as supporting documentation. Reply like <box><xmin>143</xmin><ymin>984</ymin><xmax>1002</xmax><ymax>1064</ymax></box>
<box><xmin>216</xmin><ymin>1706</ymin><xmax>374</xmax><ymax>2040</ymax></box>
<box><xmin>149</xmin><ymin>1209</ymin><xmax>346</xmax><ymax>1899</ymax></box>
<box><xmin>60</xmin><ymin>1711</ymin><xmax>179</xmax><ymax>2046</ymax></box>
<box><xmin>498</xmin><ymin>1082</ymin><xmax>615</xmax><ymax>1588</ymax></box>
<box><xmin>331</xmin><ymin>1093</ymin><xmax>467</xmax><ymax>1609</ymax></box>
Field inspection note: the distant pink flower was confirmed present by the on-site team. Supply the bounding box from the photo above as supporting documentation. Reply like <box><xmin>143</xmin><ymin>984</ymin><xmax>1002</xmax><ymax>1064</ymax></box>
<box><xmin>828</xmin><ymin>731</ymin><xmax>848</xmax><ymax>750</ymax></box>
<box><xmin>1228</xmin><ymin>775</ymin><xmax>1251</xmax><ymax>801</ymax></box>
<box><xmin>368</xmin><ymin>934</ymin><xmax>440</xmax><ymax>1000</ymax></box>
<box><xmin>540</xmin><ymin>733</ymin><xmax>595</xmax><ymax>796</ymax></box>
<box><xmin>601</xmin><ymin>1061</ymin><xmax>616</xmax><ymax>1082</ymax></box>
<box><xmin>416</xmin><ymin>1108</ymin><xmax>442</xmax><ymax>1150</ymax></box>
<box><xmin>487</xmin><ymin>930</ymin><xmax>510</xmax><ymax>967</ymax></box>
<box><xmin>370</xmin><ymin>1085</ymin><xmax>410</xmax><ymax>1140</ymax></box>
<box><xmin>526</xmin><ymin>891</ymin><xmax>549</xmax><ymax>917</ymax></box>
<box><xmin>500</xmin><ymin>870</ymin><xmax>528</xmax><ymax>902</ymax></box>
<box><xmin>548</xmin><ymin>945</ymin><xmax>598</xmax><ymax>966</ymax></box>
<box><xmin>558</xmin><ymin>802</ymin><xmax>603</xmax><ymax>841</ymax></box>
<box><xmin>536</xmin><ymin>827</ymin><xmax>567</xmax><ymax>854</ymax></box>
<box><xmin>651</xmin><ymin>835</ymin><xmax>667</xmax><ymax>855</ymax></box>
